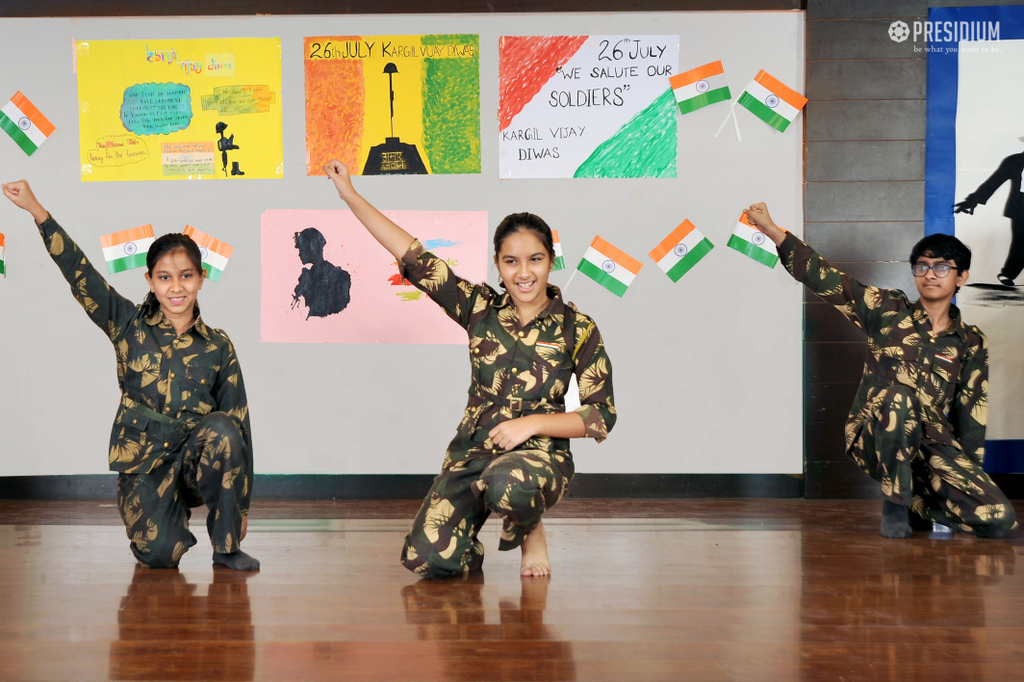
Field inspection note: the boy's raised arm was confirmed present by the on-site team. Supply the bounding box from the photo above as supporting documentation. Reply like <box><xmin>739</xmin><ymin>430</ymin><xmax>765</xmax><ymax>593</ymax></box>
<box><xmin>742</xmin><ymin>202</ymin><xmax>788</xmax><ymax>247</ymax></box>
<box><xmin>746</xmin><ymin>201</ymin><xmax>886</xmax><ymax>334</ymax></box>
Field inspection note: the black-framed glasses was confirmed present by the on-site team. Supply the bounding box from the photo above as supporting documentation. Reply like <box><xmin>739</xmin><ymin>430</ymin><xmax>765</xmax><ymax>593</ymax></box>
<box><xmin>912</xmin><ymin>262</ymin><xmax>958</xmax><ymax>278</ymax></box>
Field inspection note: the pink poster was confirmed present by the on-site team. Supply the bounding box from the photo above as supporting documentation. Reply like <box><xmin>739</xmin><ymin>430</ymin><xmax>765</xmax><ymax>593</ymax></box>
<box><xmin>261</xmin><ymin>209</ymin><xmax>488</xmax><ymax>344</ymax></box>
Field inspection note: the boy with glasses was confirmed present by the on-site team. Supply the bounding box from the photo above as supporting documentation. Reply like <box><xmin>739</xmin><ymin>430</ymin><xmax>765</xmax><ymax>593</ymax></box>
<box><xmin>744</xmin><ymin>202</ymin><xmax>1016</xmax><ymax>539</ymax></box>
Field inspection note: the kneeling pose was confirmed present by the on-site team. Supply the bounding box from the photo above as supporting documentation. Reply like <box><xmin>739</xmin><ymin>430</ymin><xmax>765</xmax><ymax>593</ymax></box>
<box><xmin>323</xmin><ymin>160</ymin><xmax>616</xmax><ymax>577</ymax></box>
<box><xmin>3</xmin><ymin>181</ymin><xmax>259</xmax><ymax>570</ymax></box>
<box><xmin>745</xmin><ymin>202</ymin><xmax>1016</xmax><ymax>538</ymax></box>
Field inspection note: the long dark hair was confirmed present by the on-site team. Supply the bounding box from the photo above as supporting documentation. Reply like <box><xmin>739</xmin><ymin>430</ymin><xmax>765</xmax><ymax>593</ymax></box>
<box><xmin>143</xmin><ymin>233</ymin><xmax>204</xmax><ymax>308</ymax></box>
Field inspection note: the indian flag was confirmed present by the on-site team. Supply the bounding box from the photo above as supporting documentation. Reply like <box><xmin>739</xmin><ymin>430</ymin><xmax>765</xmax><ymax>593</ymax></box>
<box><xmin>183</xmin><ymin>225</ymin><xmax>233</xmax><ymax>282</ymax></box>
<box><xmin>669</xmin><ymin>61</ymin><xmax>731</xmax><ymax>115</ymax></box>
<box><xmin>101</xmin><ymin>225</ymin><xmax>154</xmax><ymax>274</ymax></box>
<box><xmin>0</xmin><ymin>92</ymin><xmax>55</xmax><ymax>156</ymax></box>
<box><xmin>727</xmin><ymin>213</ymin><xmax>778</xmax><ymax>268</ymax></box>
<box><xmin>737</xmin><ymin>71</ymin><xmax>807</xmax><ymax>133</ymax></box>
<box><xmin>552</xmin><ymin>229</ymin><xmax>566</xmax><ymax>271</ymax></box>
<box><xmin>649</xmin><ymin>220</ymin><xmax>714</xmax><ymax>282</ymax></box>
<box><xmin>0</xmin><ymin>233</ymin><xmax>6</xmax><ymax>278</ymax></box>
<box><xmin>577</xmin><ymin>236</ymin><xmax>643</xmax><ymax>297</ymax></box>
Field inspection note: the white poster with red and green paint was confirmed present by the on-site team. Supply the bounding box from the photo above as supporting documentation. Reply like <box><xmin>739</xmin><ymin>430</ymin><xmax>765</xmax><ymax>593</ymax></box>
<box><xmin>498</xmin><ymin>35</ymin><xmax>679</xmax><ymax>179</ymax></box>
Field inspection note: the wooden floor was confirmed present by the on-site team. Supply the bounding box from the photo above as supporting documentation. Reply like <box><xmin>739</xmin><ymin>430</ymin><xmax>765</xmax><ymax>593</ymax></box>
<box><xmin>2</xmin><ymin>499</ymin><xmax>1023</xmax><ymax>682</ymax></box>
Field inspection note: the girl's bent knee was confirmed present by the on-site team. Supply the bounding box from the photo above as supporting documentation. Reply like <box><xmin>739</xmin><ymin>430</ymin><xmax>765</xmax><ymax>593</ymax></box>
<box><xmin>401</xmin><ymin>545</ymin><xmax>465</xmax><ymax>580</ymax></box>
<box><xmin>200</xmin><ymin>412</ymin><xmax>243</xmax><ymax>441</ymax></box>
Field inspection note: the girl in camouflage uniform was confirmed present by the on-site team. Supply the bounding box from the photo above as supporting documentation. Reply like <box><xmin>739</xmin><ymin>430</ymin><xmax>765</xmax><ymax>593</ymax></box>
<box><xmin>3</xmin><ymin>181</ymin><xmax>259</xmax><ymax>570</ymax></box>
<box><xmin>323</xmin><ymin>160</ymin><xmax>616</xmax><ymax>578</ymax></box>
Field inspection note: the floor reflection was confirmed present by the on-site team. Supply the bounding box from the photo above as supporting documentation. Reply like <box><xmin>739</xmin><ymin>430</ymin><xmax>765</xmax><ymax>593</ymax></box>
<box><xmin>401</xmin><ymin>572</ymin><xmax>577</xmax><ymax>681</ymax></box>
<box><xmin>800</xmin><ymin>536</ymin><xmax>1017</xmax><ymax>681</ymax></box>
<box><xmin>109</xmin><ymin>565</ymin><xmax>256</xmax><ymax>681</ymax></box>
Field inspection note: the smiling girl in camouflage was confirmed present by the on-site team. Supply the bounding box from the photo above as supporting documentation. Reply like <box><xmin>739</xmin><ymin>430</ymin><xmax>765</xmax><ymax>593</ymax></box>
<box><xmin>323</xmin><ymin>160</ymin><xmax>616</xmax><ymax>578</ymax></box>
<box><xmin>3</xmin><ymin>181</ymin><xmax>259</xmax><ymax>571</ymax></box>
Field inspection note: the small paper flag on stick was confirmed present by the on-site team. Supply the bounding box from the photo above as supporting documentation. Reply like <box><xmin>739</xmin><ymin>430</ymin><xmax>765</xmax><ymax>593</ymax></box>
<box><xmin>0</xmin><ymin>233</ymin><xmax>6</xmax><ymax>278</ymax></box>
<box><xmin>101</xmin><ymin>225</ymin><xmax>155</xmax><ymax>274</ymax></box>
<box><xmin>552</xmin><ymin>229</ymin><xmax>566</xmax><ymax>271</ymax></box>
<box><xmin>670</xmin><ymin>61</ymin><xmax>731</xmax><ymax>115</ymax></box>
<box><xmin>576</xmin><ymin>236</ymin><xmax>643</xmax><ymax>297</ymax></box>
<box><xmin>0</xmin><ymin>92</ymin><xmax>55</xmax><ymax>156</ymax></box>
<box><xmin>649</xmin><ymin>220</ymin><xmax>714</xmax><ymax>282</ymax></box>
<box><xmin>736</xmin><ymin>71</ymin><xmax>807</xmax><ymax>133</ymax></box>
<box><xmin>183</xmin><ymin>225</ymin><xmax>234</xmax><ymax>282</ymax></box>
<box><xmin>727</xmin><ymin>212</ymin><xmax>779</xmax><ymax>268</ymax></box>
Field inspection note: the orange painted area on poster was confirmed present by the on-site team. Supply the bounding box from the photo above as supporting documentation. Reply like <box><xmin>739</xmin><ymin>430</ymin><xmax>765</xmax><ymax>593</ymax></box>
<box><xmin>305</xmin><ymin>38</ymin><xmax>365</xmax><ymax>176</ymax></box>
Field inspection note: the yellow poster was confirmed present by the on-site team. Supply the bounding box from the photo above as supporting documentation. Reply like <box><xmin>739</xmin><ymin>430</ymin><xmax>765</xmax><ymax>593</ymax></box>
<box><xmin>76</xmin><ymin>38</ymin><xmax>283</xmax><ymax>182</ymax></box>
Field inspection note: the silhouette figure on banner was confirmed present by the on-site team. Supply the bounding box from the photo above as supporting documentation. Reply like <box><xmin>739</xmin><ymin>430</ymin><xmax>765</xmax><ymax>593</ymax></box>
<box><xmin>216</xmin><ymin>121</ymin><xmax>244</xmax><ymax>176</ymax></box>
<box><xmin>292</xmin><ymin>227</ymin><xmax>351</xmax><ymax>318</ymax></box>
<box><xmin>363</xmin><ymin>62</ymin><xmax>428</xmax><ymax>175</ymax></box>
<box><xmin>955</xmin><ymin>140</ymin><xmax>1024</xmax><ymax>287</ymax></box>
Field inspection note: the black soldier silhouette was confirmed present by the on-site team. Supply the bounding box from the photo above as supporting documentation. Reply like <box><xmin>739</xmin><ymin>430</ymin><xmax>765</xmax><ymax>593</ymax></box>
<box><xmin>216</xmin><ymin>121</ymin><xmax>244</xmax><ymax>177</ymax></box>
<box><xmin>292</xmin><ymin>227</ymin><xmax>351</xmax><ymax>318</ymax></box>
<box><xmin>955</xmin><ymin>140</ymin><xmax>1024</xmax><ymax>287</ymax></box>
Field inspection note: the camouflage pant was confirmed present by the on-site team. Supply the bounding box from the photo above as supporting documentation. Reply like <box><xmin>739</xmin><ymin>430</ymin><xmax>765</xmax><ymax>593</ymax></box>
<box><xmin>116</xmin><ymin>412</ymin><xmax>251</xmax><ymax>568</ymax></box>
<box><xmin>851</xmin><ymin>385</ymin><xmax>1016</xmax><ymax>537</ymax></box>
<box><xmin>401</xmin><ymin>449</ymin><xmax>573</xmax><ymax>579</ymax></box>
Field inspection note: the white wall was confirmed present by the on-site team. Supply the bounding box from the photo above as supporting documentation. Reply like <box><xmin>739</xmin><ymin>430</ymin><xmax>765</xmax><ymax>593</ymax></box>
<box><xmin>0</xmin><ymin>11</ymin><xmax>804</xmax><ymax>476</ymax></box>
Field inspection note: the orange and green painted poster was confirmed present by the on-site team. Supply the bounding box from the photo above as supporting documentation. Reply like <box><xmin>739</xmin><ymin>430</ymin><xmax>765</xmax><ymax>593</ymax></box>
<box><xmin>498</xmin><ymin>35</ymin><xmax>679</xmax><ymax>179</ymax></box>
<box><xmin>305</xmin><ymin>35</ymin><xmax>480</xmax><ymax>176</ymax></box>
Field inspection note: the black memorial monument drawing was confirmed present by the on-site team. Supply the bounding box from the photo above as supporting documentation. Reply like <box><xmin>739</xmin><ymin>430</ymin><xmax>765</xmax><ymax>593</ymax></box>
<box><xmin>362</xmin><ymin>63</ymin><xmax>428</xmax><ymax>175</ymax></box>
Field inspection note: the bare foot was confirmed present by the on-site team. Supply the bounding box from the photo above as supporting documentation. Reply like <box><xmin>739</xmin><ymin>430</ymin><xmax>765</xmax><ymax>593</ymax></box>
<box><xmin>520</xmin><ymin>521</ymin><xmax>551</xmax><ymax>577</ymax></box>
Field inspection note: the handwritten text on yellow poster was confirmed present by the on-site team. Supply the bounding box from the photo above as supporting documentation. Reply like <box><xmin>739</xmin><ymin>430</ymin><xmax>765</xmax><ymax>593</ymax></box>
<box><xmin>77</xmin><ymin>38</ymin><xmax>283</xmax><ymax>182</ymax></box>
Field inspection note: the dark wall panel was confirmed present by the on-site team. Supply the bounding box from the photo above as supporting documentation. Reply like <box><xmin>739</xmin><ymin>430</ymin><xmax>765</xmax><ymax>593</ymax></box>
<box><xmin>805</xmin><ymin>343</ymin><xmax>865</xmax><ymax>383</ymax></box>
<box><xmin>805</xmin><ymin>382</ymin><xmax>860</xmax><ymax>423</ymax></box>
<box><xmin>805</xmin><ymin>101</ymin><xmax>926</xmax><ymax>141</ymax></box>
<box><xmin>803</xmin><ymin>221</ymin><xmax>922</xmax><ymax>257</ymax></box>
<box><xmin>806</xmin><ymin>181</ymin><xmax>923</xmax><ymax>222</ymax></box>
<box><xmin>806</xmin><ymin>0</ymin><xmax>926</xmax><ymax>20</ymax></box>
<box><xmin>806</xmin><ymin>142</ymin><xmax>925</xmax><ymax>182</ymax></box>
<box><xmin>804</xmin><ymin>302</ymin><xmax>867</xmax><ymax>343</ymax></box>
<box><xmin>807</xmin><ymin>19</ymin><xmax>926</xmax><ymax>59</ymax></box>
<box><xmin>806</xmin><ymin>60</ymin><xmax>926</xmax><ymax>100</ymax></box>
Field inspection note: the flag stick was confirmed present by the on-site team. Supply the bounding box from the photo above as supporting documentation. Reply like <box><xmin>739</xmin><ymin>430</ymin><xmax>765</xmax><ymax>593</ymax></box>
<box><xmin>560</xmin><ymin>269</ymin><xmax>579</xmax><ymax>296</ymax></box>
<box><xmin>713</xmin><ymin>105</ymin><xmax>734</xmax><ymax>138</ymax></box>
<box><xmin>731</xmin><ymin>104</ymin><xmax>742</xmax><ymax>142</ymax></box>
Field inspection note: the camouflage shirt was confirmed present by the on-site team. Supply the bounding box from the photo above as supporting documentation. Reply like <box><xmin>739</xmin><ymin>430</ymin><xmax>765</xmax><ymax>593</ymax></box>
<box><xmin>400</xmin><ymin>240</ymin><xmax>616</xmax><ymax>459</ymax></box>
<box><xmin>778</xmin><ymin>234</ymin><xmax>988</xmax><ymax>464</ymax></box>
<box><xmin>38</xmin><ymin>216</ymin><xmax>253</xmax><ymax>498</ymax></box>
